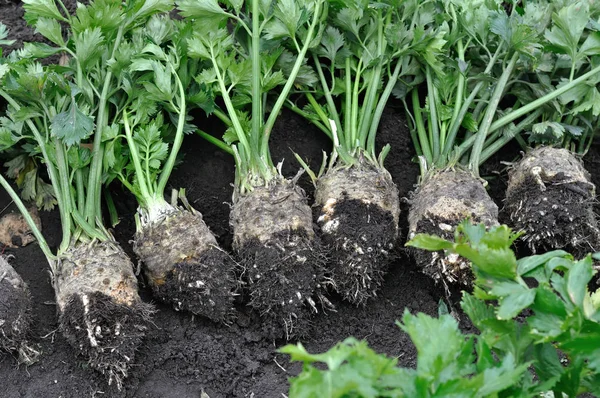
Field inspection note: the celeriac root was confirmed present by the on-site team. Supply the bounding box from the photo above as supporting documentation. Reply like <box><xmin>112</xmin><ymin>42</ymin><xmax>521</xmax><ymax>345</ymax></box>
<box><xmin>409</xmin><ymin>169</ymin><xmax>498</xmax><ymax>288</ymax></box>
<box><xmin>502</xmin><ymin>146</ymin><xmax>600</xmax><ymax>256</ymax></box>
<box><xmin>134</xmin><ymin>206</ymin><xmax>237</xmax><ymax>323</ymax></box>
<box><xmin>54</xmin><ymin>240</ymin><xmax>153</xmax><ymax>390</ymax></box>
<box><xmin>315</xmin><ymin>160</ymin><xmax>400</xmax><ymax>305</ymax></box>
<box><xmin>230</xmin><ymin>177</ymin><xmax>329</xmax><ymax>338</ymax></box>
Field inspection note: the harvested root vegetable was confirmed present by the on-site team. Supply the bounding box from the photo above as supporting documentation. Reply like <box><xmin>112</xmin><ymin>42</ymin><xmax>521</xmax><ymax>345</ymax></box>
<box><xmin>286</xmin><ymin>1</ymin><xmax>423</xmax><ymax>304</ymax></box>
<box><xmin>182</xmin><ymin>0</ymin><xmax>329</xmax><ymax>335</ymax></box>
<box><xmin>55</xmin><ymin>241</ymin><xmax>153</xmax><ymax>388</ymax></box>
<box><xmin>231</xmin><ymin>178</ymin><xmax>327</xmax><ymax>334</ymax></box>
<box><xmin>403</xmin><ymin>1</ymin><xmax>600</xmax><ymax>288</ymax></box>
<box><xmin>0</xmin><ymin>255</ymin><xmax>38</xmax><ymax>364</ymax></box>
<box><xmin>0</xmin><ymin>0</ymin><xmax>189</xmax><ymax>387</ymax></box>
<box><xmin>502</xmin><ymin>147</ymin><xmax>600</xmax><ymax>255</ymax></box>
<box><xmin>133</xmin><ymin>204</ymin><xmax>237</xmax><ymax>322</ymax></box>
<box><xmin>408</xmin><ymin>170</ymin><xmax>498</xmax><ymax>287</ymax></box>
<box><xmin>120</xmin><ymin>55</ymin><xmax>237</xmax><ymax>322</ymax></box>
<box><xmin>315</xmin><ymin>160</ymin><xmax>399</xmax><ymax>304</ymax></box>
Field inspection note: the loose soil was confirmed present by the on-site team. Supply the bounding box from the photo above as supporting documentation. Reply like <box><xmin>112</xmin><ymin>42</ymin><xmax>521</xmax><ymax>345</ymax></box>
<box><xmin>1</xmin><ymin>6</ymin><xmax>598</xmax><ymax>397</ymax></box>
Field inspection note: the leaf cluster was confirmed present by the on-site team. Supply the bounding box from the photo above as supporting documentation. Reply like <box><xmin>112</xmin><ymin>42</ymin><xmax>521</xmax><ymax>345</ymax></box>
<box><xmin>283</xmin><ymin>223</ymin><xmax>600</xmax><ymax>397</ymax></box>
<box><xmin>0</xmin><ymin>0</ymin><xmax>182</xmax><ymax>247</ymax></box>
<box><xmin>180</xmin><ymin>0</ymin><xmax>326</xmax><ymax>192</ymax></box>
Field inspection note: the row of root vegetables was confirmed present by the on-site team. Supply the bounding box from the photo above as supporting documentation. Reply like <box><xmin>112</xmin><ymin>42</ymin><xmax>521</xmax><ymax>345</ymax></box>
<box><xmin>1</xmin><ymin>0</ymin><xmax>600</xmax><ymax>390</ymax></box>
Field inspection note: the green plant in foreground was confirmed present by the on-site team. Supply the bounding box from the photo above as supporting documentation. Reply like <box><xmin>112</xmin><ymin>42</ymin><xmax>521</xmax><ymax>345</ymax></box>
<box><xmin>282</xmin><ymin>222</ymin><xmax>600</xmax><ymax>397</ymax></box>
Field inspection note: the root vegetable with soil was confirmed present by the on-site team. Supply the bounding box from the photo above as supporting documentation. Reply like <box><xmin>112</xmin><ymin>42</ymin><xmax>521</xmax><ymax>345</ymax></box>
<box><xmin>286</xmin><ymin>1</ymin><xmax>435</xmax><ymax>304</ymax></box>
<box><xmin>181</xmin><ymin>0</ymin><xmax>330</xmax><ymax>337</ymax></box>
<box><xmin>500</xmin><ymin>3</ymin><xmax>600</xmax><ymax>257</ymax></box>
<box><xmin>0</xmin><ymin>0</ymin><xmax>200</xmax><ymax>388</ymax></box>
<box><xmin>404</xmin><ymin>1</ymin><xmax>600</xmax><ymax>291</ymax></box>
<box><xmin>504</xmin><ymin>147</ymin><xmax>600</xmax><ymax>256</ymax></box>
<box><xmin>115</xmin><ymin>26</ymin><xmax>237</xmax><ymax>322</ymax></box>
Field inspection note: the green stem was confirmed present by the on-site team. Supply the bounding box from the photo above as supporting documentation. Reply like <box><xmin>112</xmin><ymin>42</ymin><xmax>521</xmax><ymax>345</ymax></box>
<box><xmin>85</xmin><ymin>24</ymin><xmax>125</xmax><ymax>224</ymax></box>
<box><xmin>262</xmin><ymin>0</ymin><xmax>323</xmax><ymax>159</ymax></box>
<box><xmin>344</xmin><ymin>58</ymin><xmax>352</xmax><ymax>144</ymax></box>
<box><xmin>312</xmin><ymin>54</ymin><xmax>343</xmax><ymax>135</ymax></box>
<box><xmin>305</xmin><ymin>92</ymin><xmax>332</xmax><ymax>132</ymax></box>
<box><xmin>442</xmin><ymin>45</ymin><xmax>503</xmax><ymax>157</ymax></box>
<box><xmin>123</xmin><ymin>110</ymin><xmax>152</xmax><ymax>207</ymax></box>
<box><xmin>157</xmin><ymin>74</ymin><xmax>186</xmax><ymax>197</ymax></box>
<box><xmin>196</xmin><ymin>129</ymin><xmax>235</xmax><ymax>155</ymax></box>
<box><xmin>0</xmin><ymin>174</ymin><xmax>55</xmax><ymax>261</ymax></box>
<box><xmin>426</xmin><ymin>66</ymin><xmax>441</xmax><ymax>163</ymax></box>
<box><xmin>357</xmin><ymin>11</ymin><xmax>385</xmax><ymax>150</ymax></box>
<box><xmin>251</xmin><ymin>0</ymin><xmax>262</xmax><ymax>158</ymax></box>
<box><xmin>53</xmin><ymin>141</ymin><xmax>72</xmax><ymax>249</ymax></box>
<box><xmin>489</xmin><ymin>64</ymin><xmax>600</xmax><ymax>134</ymax></box>
<box><xmin>75</xmin><ymin>169</ymin><xmax>85</xmax><ymax>213</ymax></box>
<box><xmin>412</xmin><ymin>89</ymin><xmax>433</xmax><ymax>166</ymax></box>
<box><xmin>285</xmin><ymin>101</ymin><xmax>331</xmax><ymax>138</ymax></box>
<box><xmin>469</xmin><ymin>52</ymin><xmax>519</xmax><ymax>175</ymax></box>
<box><xmin>211</xmin><ymin>49</ymin><xmax>251</xmax><ymax>154</ymax></box>
<box><xmin>366</xmin><ymin>60</ymin><xmax>403</xmax><ymax>157</ymax></box>
<box><xmin>214</xmin><ymin>107</ymin><xmax>232</xmax><ymax>127</ymax></box>
<box><xmin>350</xmin><ymin>59</ymin><xmax>363</xmax><ymax>149</ymax></box>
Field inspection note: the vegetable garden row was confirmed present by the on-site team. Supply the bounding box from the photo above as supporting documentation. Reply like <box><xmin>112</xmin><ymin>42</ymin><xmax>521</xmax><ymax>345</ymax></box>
<box><xmin>0</xmin><ymin>0</ymin><xmax>599</xmax><ymax>396</ymax></box>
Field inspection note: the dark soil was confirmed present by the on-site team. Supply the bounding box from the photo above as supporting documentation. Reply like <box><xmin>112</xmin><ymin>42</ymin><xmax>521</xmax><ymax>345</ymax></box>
<box><xmin>0</xmin><ymin>7</ymin><xmax>596</xmax><ymax>398</ymax></box>
<box><xmin>318</xmin><ymin>197</ymin><xmax>398</xmax><ymax>305</ymax></box>
<box><xmin>0</xmin><ymin>260</ymin><xmax>31</xmax><ymax>353</ymax></box>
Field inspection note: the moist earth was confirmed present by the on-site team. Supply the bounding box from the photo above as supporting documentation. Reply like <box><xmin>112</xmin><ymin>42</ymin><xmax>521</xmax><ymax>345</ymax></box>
<box><xmin>0</xmin><ymin>6</ymin><xmax>593</xmax><ymax>397</ymax></box>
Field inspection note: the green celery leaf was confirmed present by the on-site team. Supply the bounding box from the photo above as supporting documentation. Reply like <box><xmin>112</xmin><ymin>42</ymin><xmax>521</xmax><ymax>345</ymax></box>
<box><xmin>544</xmin><ymin>1</ymin><xmax>589</xmax><ymax>60</ymax></box>
<box><xmin>517</xmin><ymin>250</ymin><xmax>569</xmax><ymax>276</ymax></box>
<box><xmin>74</xmin><ymin>27</ymin><xmax>105</xmax><ymax>69</ymax></box>
<box><xmin>406</xmin><ymin>233</ymin><xmax>454</xmax><ymax>251</ymax></box>
<box><xmin>34</xmin><ymin>17</ymin><xmax>64</xmax><ymax>46</ymax></box>
<box><xmin>567</xmin><ymin>257</ymin><xmax>594</xmax><ymax>307</ymax></box>
<box><xmin>132</xmin><ymin>0</ymin><xmax>173</xmax><ymax>20</ymax></box>
<box><xmin>50</xmin><ymin>101</ymin><xmax>95</xmax><ymax>147</ymax></box>
<box><xmin>496</xmin><ymin>287</ymin><xmax>536</xmax><ymax>320</ymax></box>
<box><xmin>177</xmin><ymin>0</ymin><xmax>227</xmax><ymax>21</ymax></box>
<box><xmin>21</xmin><ymin>169</ymin><xmax>37</xmax><ymax>202</ymax></box>
<box><xmin>478</xmin><ymin>354</ymin><xmax>529</xmax><ymax>395</ymax></box>
<box><xmin>398</xmin><ymin>310</ymin><xmax>473</xmax><ymax>377</ymax></box>
<box><xmin>0</xmin><ymin>127</ymin><xmax>21</xmax><ymax>150</ymax></box>
<box><xmin>22</xmin><ymin>0</ymin><xmax>66</xmax><ymax>24</ymax></box>
<box><xmin>35</xmin><ymin>177</ymin><xmax>57</xmax><ymax>210</ymax></box>
<box><xmin>19</xmin><ymin>42</ymin><xmax>62</xmax><ymax>59</ymax></box>
<box><xmin>134</xmin><ymin>120</ymin><xmax>168</xmax><ymax>171</ymax></box>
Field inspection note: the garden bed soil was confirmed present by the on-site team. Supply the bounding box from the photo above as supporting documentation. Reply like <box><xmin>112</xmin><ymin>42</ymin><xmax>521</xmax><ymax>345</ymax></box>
<box><xmin>1</xmin><ymin>5</ymin><xmax>599</xmax><ymax>397</ymax></box>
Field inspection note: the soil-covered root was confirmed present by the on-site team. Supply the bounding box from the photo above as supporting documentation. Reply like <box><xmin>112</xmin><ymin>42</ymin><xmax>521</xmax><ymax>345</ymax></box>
<box><xmin>230</xmin><ymin>178</ymin><xmax>329</xmax><ymax>338</ymax></box>
<box><xmin>54</xmin><ymin>240</ymin><xmax>153</xmax><ymax>390</ymax></box>
<box><xmin>0</xmin><ymin>255</ymin><xmax>39</xmax><ymax>364</ymax></box>
<box><xmin>314</xmin><ymin>161</ymin><xmax>400</xmax><ymax>305</ymax></box>
<box><xmin>502</xmin><ymin>146</ymin><xmax>600</xmax><ymax>256</ymax></box>
<box><xmin>409</xmin><ymin>169</ymin><xmax>498</xmax><ymax>288</ymax></box>
<box><xmin>134</xmin><ymin>207</ymin><xmax>237</xmax><ymax>323</ymax></box>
